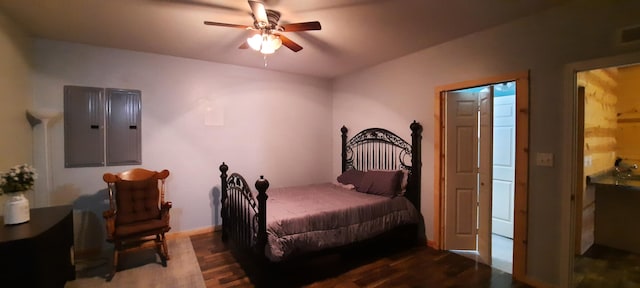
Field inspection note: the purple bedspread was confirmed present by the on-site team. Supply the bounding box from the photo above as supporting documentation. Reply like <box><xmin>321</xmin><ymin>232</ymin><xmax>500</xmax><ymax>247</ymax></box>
<box><xmin>263</xmin><ymin>183</ymin><xmax>420</xmax><ymax>261</ymax></box>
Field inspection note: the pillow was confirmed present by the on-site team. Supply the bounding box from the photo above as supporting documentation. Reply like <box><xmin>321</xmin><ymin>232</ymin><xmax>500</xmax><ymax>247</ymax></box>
<box><xmin>337</xmin><ymin>169</ymin><xmax>365</xmax><ymax>188</ymax></box>
<box><xmin>332</xmin><ymin>181</ymin><xmax>356</xmax><ymax>190</ymax></box>
<box><xmin>399</xmin><ymin>169</ymin><xmax>409</xmax><ymax>196</ymax></box>
<box><xmin>368</xmin><ymin>169</ymin><xmax>410</xmax><ymax>195</ymax></box>
<box><xmin>356</xmin><ymin>170</ymin><xmax>404</xmax><ymax>198</ymax></box>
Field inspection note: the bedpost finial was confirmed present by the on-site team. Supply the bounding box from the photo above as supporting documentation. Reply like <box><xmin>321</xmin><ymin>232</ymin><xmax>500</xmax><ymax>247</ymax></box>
<box><xmin>341</xmin><ymin>126</ymin><xmax>348</xmax><ymax>134</ymax></box>
<box><xmin>410</xmin><ymin>121</ymin><xmax>422</xmax><ymax>133</ymax></box>
<box><xmin>219</xmin><ymin>162</ymin><xmax>228</xmax><ymax>173</ymax></box>
<box><xmin>255</xmin><ymin>175</ymin><xmax>270</xmax><ymax>192</ymax></box>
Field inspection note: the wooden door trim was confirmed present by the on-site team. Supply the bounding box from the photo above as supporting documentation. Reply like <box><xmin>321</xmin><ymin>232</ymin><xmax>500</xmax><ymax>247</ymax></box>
<box><xmin>433</xmin><ymin>71</ymin><xmax>529</xmax><ymax>282</ymax></box>
<box><xmin>574</xmin><ymin>86</ymin><xmax>585</xmax><ymax>255</ymax></box>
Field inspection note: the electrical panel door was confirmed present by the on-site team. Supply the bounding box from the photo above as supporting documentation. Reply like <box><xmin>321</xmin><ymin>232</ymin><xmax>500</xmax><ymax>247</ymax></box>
<box><xmin>64</xmin><ymin>86</ymin><xmax>105</xmax><ymax>167</ymax></box>
<box><xmin>106</xmin><ymin>89</ymin><xmax>142</xmax><ymax>166</ymax></box>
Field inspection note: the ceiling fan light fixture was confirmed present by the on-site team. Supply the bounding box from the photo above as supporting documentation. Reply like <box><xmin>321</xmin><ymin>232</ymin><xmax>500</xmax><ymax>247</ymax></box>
<box><xmin>247</xmin><ymin>33</ymin><xmax>282</xmax><ymax>54</ymax></box>
<box><xmin>265</xmin><ymin>34</ymin><xmax>282</xmax><ymax>52</ymax></box>
<box><xmin>247</xmin><ymin>34</ymin><xmax>263</xmax><ymax>51</ymax></box>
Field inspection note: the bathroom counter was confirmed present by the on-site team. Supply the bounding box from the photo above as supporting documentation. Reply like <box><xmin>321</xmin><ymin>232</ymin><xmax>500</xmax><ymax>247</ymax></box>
<box><xmin>587</xmin><ymin>169</ymin><xmax>640</xmax><ymax>189</ymax></box>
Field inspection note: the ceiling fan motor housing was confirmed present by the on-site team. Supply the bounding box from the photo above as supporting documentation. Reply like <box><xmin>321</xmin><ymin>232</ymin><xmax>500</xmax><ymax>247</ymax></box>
<box><xmin>266</xmin><ymin>9</ymin><xmax>281</xmax><ymax>29</ymax></box>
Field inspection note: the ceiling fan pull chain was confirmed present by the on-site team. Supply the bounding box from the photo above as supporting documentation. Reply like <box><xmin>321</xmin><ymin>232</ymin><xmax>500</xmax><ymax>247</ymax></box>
<box><xmin>263</xmin><ymin>54</ymin><xmax>268</xmax><ymax>67</ymax></box>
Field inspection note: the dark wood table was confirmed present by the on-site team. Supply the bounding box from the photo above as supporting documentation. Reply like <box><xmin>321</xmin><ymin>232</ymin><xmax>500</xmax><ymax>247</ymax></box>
<box><xmin>0</xmin><ymin>205</ymin><xmax>75</xmax><ymax>288</ymax></box>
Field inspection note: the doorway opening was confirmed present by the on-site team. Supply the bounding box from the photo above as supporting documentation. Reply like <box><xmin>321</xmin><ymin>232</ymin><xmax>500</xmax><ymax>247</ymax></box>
<box><xmin>433</xmin><ymin>71</ymin><xmax>529</xmax><ymax>283</ymax></box>
<box><xmin>445</xmin><ymin>82</ymin><xmax>516</xmax><ymax>274</ymax></box>
<box><xmin>572</xmin><ymin>62</ymin><xmax>640</xmax><ymax>287</ymax></box>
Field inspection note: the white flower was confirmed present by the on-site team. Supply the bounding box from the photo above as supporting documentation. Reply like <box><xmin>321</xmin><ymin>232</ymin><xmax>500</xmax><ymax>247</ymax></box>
<box><xmin>0</xmin><ymin>164</ymin><xmax>37</xmax><ymax>194</ymax></box>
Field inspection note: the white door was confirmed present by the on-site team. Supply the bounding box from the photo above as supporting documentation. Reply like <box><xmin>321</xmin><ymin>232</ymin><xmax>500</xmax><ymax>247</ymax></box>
<box><xmin>492</xmin><ymin>95</ymin><xmax>516</xmax><ymax>239</ymax></box>
<box><xmin>478</xmin><ymin>89</ymin><xmax>493</xmax><ymax>265</ymax></box>
<box><xmin>444</xmin><ymin>91</ymin><xmax>479</xmax><ymax>250</ymax></box>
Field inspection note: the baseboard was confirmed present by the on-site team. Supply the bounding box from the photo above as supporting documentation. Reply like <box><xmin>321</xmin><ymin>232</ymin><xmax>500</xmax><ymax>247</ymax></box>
<box><xmin>166</xmin><ymin>225</ymin><xmax>221</xmax><ymax>239</ymax></box>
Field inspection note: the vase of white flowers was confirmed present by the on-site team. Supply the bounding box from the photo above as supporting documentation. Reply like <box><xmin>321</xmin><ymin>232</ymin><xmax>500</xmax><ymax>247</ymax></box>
<box><xmin>0</xmin><ymin>164</ymin><xmax>37</xmax><ymax>225</ymax></box>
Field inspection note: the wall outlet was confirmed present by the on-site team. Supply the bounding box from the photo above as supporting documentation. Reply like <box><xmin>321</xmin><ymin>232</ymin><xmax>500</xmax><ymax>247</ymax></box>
<box><xmin>584</xmin><ymin>155</ymin><xmax>592</xmax><ymax>167</ymax></box>
<box><xmin>536</xmin><ymin>152</ymin><xmax>554</xmax><ymax>167</ymax></box>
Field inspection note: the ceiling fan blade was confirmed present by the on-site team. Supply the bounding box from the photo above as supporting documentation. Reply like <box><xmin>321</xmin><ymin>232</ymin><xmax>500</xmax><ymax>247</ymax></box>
<box><xmin>204</xmin><ymin>21</ymin><xmax>252</xmax><ymax>29</ymax></box>
<box><xmin>248</xmin><ymin>0</ymin><xmax>268</xmax><ymax>25</ymax></box>
<box><xmin>239</xmin><ymin>42</ymin><xmax>249</xmax><ymax>49</ymax></box>
<box><xmin>279</xmin><ymin>34</ymin><xmax>303</xmax><ymax>52</ymax></box>
<box><xmin>281</xmin><ymin>21</ymin><xmax>322</xmax><ymax>32</ymax></box>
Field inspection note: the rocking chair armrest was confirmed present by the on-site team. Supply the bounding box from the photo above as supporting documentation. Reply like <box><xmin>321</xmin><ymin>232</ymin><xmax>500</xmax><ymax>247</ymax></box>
<box><xmin>103</xmin><ymin>209</ymin><xmax>116</xmax><ymax>219</ymax></box>
<box><xmin>160</xmin><ymin>201</ymin><xmax>172</xmax><ymax>216</ymax></box>
<box><xmin>160</xmin><ymin>202</ymin><xmax>172</xmax><ymax>224</ymax></box>
<box><xmin>161</xmin><ymin>201</ymin><xmax>172</xmax><ymax>212</ymax></box>
<box><xmin>102</xmin><ymin>209</ymin><xmax>116</xmax><ymax>241</ymax></box>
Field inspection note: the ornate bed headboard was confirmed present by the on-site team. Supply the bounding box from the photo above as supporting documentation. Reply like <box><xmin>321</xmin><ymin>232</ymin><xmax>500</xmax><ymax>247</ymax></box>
<box><xmin>341</xmin><ymin>121</ymin><xmax>423</xmax><ymax>210</ymax></box>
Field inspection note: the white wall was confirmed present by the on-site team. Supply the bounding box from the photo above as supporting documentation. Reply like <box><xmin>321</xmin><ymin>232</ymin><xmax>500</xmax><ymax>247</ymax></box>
<box><xmin>30</xmin><ymin>39</ymin><xmax>333</xmax><ymax>252</ymax></box>
<box><xmin>333</xmin><ymin>1</ymin><xmax>640</xmax><ymax>286</ymax></box>
<box><xmin>0</xmin><ymin>11</ymin><xmax>32</xmax><ymax>210</ymax></box>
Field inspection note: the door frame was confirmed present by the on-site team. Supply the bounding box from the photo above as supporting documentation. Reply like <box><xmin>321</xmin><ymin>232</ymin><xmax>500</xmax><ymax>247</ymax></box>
<box><xmin>433</xmin><ymin>71</ymin><xmax>529</xmax><ymax>282</ymax></box>
<box><xmin>565</xmin><ymin>51</ymin><xmax>640</xmax><ymax>287</ymax></box>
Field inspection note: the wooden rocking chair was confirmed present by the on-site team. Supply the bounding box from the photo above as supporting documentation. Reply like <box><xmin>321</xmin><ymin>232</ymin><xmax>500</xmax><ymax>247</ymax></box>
<box><xmin>102</xmin><ymin>168</ymin><xmax>172</xmax><ymax>281</ymax></box>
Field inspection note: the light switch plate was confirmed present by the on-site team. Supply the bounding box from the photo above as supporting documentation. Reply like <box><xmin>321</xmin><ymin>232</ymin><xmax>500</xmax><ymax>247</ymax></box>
<box><xmin>536</xmin><ymin>152</ymin><xmax>554</xmax><ymax>167</ymax></box>
<box><xmin>584</xmin><ymin>155</ymin><xmax>592</xmax><ymax>167</ymax></box>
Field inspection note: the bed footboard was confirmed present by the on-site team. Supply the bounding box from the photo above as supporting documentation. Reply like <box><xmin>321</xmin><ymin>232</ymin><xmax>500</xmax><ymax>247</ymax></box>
<box><xmin>219</xmin><ymin>162</ymin><xmax>269</xmax><ymax>255</ymax></box>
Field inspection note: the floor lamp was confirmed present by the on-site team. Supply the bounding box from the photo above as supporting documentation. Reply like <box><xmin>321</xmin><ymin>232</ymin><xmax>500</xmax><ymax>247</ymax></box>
<box><xmin>27</xmin><ymin>108</ymin><xmax>61</xmax><ymax>207</ymax></box>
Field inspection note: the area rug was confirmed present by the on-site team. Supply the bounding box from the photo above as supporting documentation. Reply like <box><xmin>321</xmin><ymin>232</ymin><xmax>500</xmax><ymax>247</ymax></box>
<box><xmin>65</xmin><ymin>237</ymin><xmax>206</xmax><ymax>288</ymax></box>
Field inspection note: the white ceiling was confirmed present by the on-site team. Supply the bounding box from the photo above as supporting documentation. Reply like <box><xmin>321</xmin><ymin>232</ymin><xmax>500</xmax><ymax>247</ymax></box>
<box><xmin>0</xmin><ymin>0</ymin><xmax>567</xmax><ymax>79</ymax></box>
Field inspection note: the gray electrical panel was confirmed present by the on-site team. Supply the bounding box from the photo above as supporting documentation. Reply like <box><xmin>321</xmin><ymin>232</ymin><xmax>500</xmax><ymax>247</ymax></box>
<box><xmin>106</xmin><ymin>89</ymin><xmax>141</xmax><ymax>166</ymax></box>
<box><xmin>64</xmin><ymin>86</ymin><xmax>142</xmax><ymax>168</ymax></box>
<box><xmin>64</xmin><ymin>86</ymin><xmax>105</xmax><ymax>167</ymax></box>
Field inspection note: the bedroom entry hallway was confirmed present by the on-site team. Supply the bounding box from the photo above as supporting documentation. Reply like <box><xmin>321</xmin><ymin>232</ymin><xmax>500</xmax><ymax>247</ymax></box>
<box><xmin>433</xmin><ymin>71</ymin><xmax>530</xmax><ymax>283</ymax></box>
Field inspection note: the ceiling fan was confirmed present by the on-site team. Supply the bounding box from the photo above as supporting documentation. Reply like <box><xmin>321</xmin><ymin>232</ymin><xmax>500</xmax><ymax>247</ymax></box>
<box><xmin>203</xmin><ymin>0</ymin><xmax>321</xmax><ymax>54</ymax></box>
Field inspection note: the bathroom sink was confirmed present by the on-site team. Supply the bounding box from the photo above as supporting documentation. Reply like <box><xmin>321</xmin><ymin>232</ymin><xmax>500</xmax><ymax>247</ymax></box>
<box><xmin>587</xmin><ymin>169</ymin><xmax>640</xmax><ymax>188</ymax></box>
<box><xmin>616</xmin><ymin>174</ymin><xmax>640</xmax><ymax>181</ymax></box>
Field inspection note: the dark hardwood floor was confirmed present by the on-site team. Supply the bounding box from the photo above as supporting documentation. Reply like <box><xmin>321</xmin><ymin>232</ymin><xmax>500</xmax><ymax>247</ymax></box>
<box><xmin>190</xmin><ymin>232</ymin><xmax>532</xmax><ymax>288</ymax></box>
